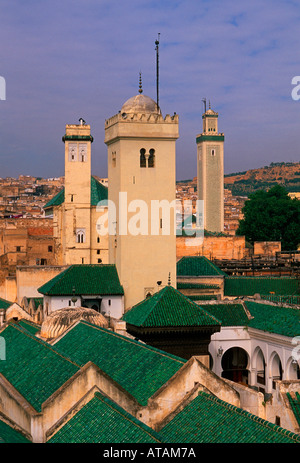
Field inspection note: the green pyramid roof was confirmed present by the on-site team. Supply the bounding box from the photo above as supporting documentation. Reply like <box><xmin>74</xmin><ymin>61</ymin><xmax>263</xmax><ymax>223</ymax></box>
<box><xmin>122</xmin><ymin>285</ymin><xmax>221</xmax><ymax>328</ymax></box>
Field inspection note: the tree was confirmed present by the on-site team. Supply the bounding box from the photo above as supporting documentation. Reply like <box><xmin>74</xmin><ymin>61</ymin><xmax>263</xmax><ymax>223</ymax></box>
<box><xmin>236</xmin><ymin>185</ymin><xmax>300</xmax><ymax>250</ymax></box>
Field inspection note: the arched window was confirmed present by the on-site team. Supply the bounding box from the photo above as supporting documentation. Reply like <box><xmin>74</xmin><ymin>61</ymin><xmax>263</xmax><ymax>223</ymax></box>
<box><xmin>221</xmin><ymin>347</ymin><xmax>249</xmax><ymax>384</ymax></box>
<box><xmin>271</xmin><ymin>353</ymin><xmax>283</xmax><ymax>389</ymax></box>
<box><xmin>256</xmin><ymin>349</ymin><xmax>266</xmax><ymax>386</ymax></box>
<box><xmin>76</xmin><ymin>229</ymin><xmax>85</xmax><ymax>243</ymax></box>
<box><xmin>140</xmin><ymin>148</ymin><xmax>146</xmax><ymax>168</ymax></box>
<box><xmin>148</xmin><ymin>149</ymin><xmax>155</xmax><ymax>167</ymax></box>
<box><xmin>79</xmin><ymin>143</ymin><xmax>87</xmax><ymax>162</ymax></box>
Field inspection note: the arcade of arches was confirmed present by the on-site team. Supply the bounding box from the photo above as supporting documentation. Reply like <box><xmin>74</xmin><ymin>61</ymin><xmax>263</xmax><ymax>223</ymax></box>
<box><xmin>219</xmin><ymin>347</ymin><xmax>299</xmax><ymax>393</ymax></box>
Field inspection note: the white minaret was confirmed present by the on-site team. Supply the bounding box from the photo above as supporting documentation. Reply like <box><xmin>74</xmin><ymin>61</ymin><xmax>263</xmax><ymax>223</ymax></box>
<box><xmin>196</xmin><ymin>102</ymin><xmax>224</xmax><ymax>233</ymax></box>
<box><xmin>104</xmin><ymin>81</ymin><xmax>179</xmax><ymax>310</ymax></box>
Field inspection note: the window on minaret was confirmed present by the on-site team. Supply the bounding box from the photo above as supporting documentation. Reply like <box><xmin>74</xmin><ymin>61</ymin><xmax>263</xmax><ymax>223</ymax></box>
<box><xmin>79</xmin><ymin>144</ymin><xmax>87</xmax><ymax>162</ymax></box>
<box><xmin>148</xmin><ymin>149</ymin><xmax>155</xmax><ymax>168</ymax></box>
<box><xmin>112</xmin><ymin>151</ymin><xmax>116</xmax><ymax>167</ymax></box>
<box><xmin>76</xmin><ymin>229</ymin><xmax>86</xmax><ymax>243</ymax></box>
<box><xmin>140</xmin><ymin>148</ymin><xmax>146</xmax><ymax>168</ymax></box>
<box><xmin>69</xmin><ymin>144</ymin><xmax>77</xmax><ymax>162</ymax></box>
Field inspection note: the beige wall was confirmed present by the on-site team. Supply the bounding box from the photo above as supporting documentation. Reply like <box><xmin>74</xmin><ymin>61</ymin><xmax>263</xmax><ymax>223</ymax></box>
<box><xmin>254</xmin><ymin>241</ymin><xmax>281</xmax><ymax>257</ymax></box>
<box><xmin>16</xmin><ymin>266</ymin><xmax>67</xmax><ymax>303</ymax></box>
<box><xmin>176</xmin><ymin>235</ymin><xmax>245</xmax><ymax>260</ymax></box>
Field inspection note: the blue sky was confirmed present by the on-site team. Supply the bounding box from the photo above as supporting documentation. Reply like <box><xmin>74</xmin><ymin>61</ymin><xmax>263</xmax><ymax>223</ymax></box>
<box><xmin>0</xmin><ymin>0</ymin><xmax>300</xmax><ymax>180</ymax></box>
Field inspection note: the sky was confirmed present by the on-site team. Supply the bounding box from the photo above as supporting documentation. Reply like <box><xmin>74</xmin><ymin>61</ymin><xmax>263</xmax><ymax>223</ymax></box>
<box><xmin>0</xmin><ymin>0</ymin><xmax>300</xmax><ymax>180</ymax></box>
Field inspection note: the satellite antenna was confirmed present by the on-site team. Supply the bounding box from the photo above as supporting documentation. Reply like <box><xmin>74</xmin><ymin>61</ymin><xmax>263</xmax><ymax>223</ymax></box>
<box><xmin>155</xmin><ymin>33</ymin><xmax>160</xmax><ymax>111</ymax></box>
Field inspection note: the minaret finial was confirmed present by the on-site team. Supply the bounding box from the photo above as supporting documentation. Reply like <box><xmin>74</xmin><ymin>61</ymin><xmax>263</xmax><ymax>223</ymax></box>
<box><xmin>139</xmin><ymin>71</ymin><xmax>143</xmax><ymax>94</ymax></box>
<box><xmin>168</xmin><ymin>272</ymin><xmax>171</xmax><ymax>286</ymax></box>
<box><xmin>209</xmin><ymin>100</ymin><xmax>211</xmax><ymax>109</ymax></box>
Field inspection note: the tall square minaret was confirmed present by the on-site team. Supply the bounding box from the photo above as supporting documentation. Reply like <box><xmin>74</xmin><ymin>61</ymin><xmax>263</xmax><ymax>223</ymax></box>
<box><xmin>62</xmin><ymin>119</ymin><xmax>93</xmax><ymax>264</ymax></box>
<box><xmin>196</xmin><ymin>105</ymin><xmax>224</xmax><ymax>233</ymax></box>
<box><xmin>104</xmin><ymin>90</ymin><xmax>179</xmax><ymax>310</ymax></box>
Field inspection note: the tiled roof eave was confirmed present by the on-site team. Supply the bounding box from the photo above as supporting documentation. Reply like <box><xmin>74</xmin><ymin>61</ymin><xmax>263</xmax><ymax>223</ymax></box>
<box><xmin>126</xmin><ymin>323</ymin><xmax>221</xmax><ymax>333</ymax></box>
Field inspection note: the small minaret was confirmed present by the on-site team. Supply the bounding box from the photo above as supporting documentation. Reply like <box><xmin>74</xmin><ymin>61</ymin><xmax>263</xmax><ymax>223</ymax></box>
<box><xmin>196</xmin><ymin>103</ymin><xmax>224</xmax><ymax>233</ymax></box>
<box><xmin>62</xmin><ymin>119</ymin><xmax>93</xmax><ymax>264</ymax></box>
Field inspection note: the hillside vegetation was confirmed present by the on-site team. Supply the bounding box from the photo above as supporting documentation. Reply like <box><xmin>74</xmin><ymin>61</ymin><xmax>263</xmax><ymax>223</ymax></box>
<box><xmin>224</xmin><ymin>162</ymin><xmax>300</xmax><ymax>196</ymax></box>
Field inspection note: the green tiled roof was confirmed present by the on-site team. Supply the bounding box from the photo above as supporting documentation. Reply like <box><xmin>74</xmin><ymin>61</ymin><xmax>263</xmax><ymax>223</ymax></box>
<box><xmin>177</xmin><ymin>256</ymin><xmax>226</xmax><ymax>277</ymax></box>
<box><xmin>122</xmin><ymin>285</ymin><xmax>221</xmax><ymax>328</ymax></box>
<box><xmin>202</xmin><ymin>304</ymin><xmax>250</xmax><ymax>327</ymax></box>
<box><xmin>245</xmin><ymin>301</ymin><xmax>300</xmax><ymax>338</ymax></box>
<box><xmin>187</xmin><ymin>295</ymin><xmax>218</xmax><ymax>301</ymax></box>
<box><xmin>0</xmin><ymin>324</ymin><xmax>79</xmax><ymax>412</ymax></box>
<box><xmin>43</xmin><ymin>188</ymin><xmax>64</xmax><ymax>209</ymax></box>
<box><xmin>224</xmin><ymin>276</ymin><xmax>300</xmax><ymax>297</ymax></box>
<box><xmin>261</xmin><ymin>294</ymin><xmax>300</xmax><ymax>305</ymax></box>
<box><xmin>0</xmin><ymin>419</ymin><xmax>31</xmax><ymax>443</ymax></box>
<box><xmin>48</xmin><ymin>392</ymin><xmax>163</xmax><ymax>443</ymax></box>
<box><xmin>0</xmin><ymin>297</ymin><xmax>12</xmax><ymax>310</ymax></box>
<box><xmin>38</xmin><ymin>264</ymin><xmax>124</xmax><ymax>296</ymax></box>
<box><xmin>43</xmin><ymin>176</ymin><xmax>108</xmax><ymax>209</ymax></box>
<box><xmin>160</xmin><ymin>392</ymin><xmax>300</xmax><ymax>443</ymax></box>
<box><xmin>14</xmin><ymin>319</ymin><xmax>41</xmax><ymax>336</ymax></box>
<box><xmin>90</xmin><ymin>176</ymin><xmax>108</xmax><ymax>206</ymax></box>
<box><xmin>177</xmin><ymin>282</ymin><xmax>220</xmax><ymax>290</ymax></box>
<box><xmin>287</xmin><ymin>392</ymin><xmax>300</xmax><ymax>428</ymax></box>
<box><xmin>54</xmin><ymin>320</ymin><xmax>185</xmax><ymax>406</ymax></box>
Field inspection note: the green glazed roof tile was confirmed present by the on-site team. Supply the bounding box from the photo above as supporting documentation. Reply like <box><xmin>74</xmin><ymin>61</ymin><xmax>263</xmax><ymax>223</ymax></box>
<box><xmin>245</xmin><ymin>300</ymin><xmax>300</xmax><ymax>338</ymax></box>
<box><xmin>0</xmin><ymin>297</ymin><xmax>12</xmax><ymax>310</ymax></box>
<box><xmin>160</xmin><ymin>392</ymin><xmax>300</xmax><ymax>443</ymax></box>
<box><xmin>0</xmin><ymin>419</ymin><xmax>31</xmax><ymax>443</ymax></box>
<box><xmin>177</xmin><ymin>282</ymin><xmax>220</xmax><ymax>289</ymax></box>
<box><xmin>122</xmin><ymin>285</ymin><xmax>221</xmax><ymax>328</ymax></box>
<box><xmin>177</xmin><ymin>256</ymin><xmax>226</xmax><ymax>276</ymax></box>
<box><xmin>201</xmin><ymin>304</ymin><xmax>250</xmax><ymax>327</ymax></box>
<box><xmin>287</xmin><ymin>392</ymin><xmax>300</xmax><ymax>428</ymax></box>
<box><xmin>38</xmin><ymin>264</ymin><xmax>124</xmax><ymax>296</ymax></box>
<box><xmin>224</xmin><ymin>276</ymin><xmax>300</xmax><ymax>297</ymax></box>
<box><xmin>54</xmin><ymin>320</ymin><xmax>185</xmax><ymax>406</ymax></box>
<box><xmin>0</xmin><ymin>324</ymin><xmax>80</xmax><ymax>412</ymax></box>
<box><xmin>15</xmin><ymin>319</ymin><xmax>41</xmax><ymax>336</ymax></box>
<box><xmin>43</xmin><ymin>176</ymin><xmax>108</xmax><ymax>209</ymax></box>
<box><xmin>48</xmin><ymin>392</ymin><xmax>163</xmax><ymax>443</ymax></box>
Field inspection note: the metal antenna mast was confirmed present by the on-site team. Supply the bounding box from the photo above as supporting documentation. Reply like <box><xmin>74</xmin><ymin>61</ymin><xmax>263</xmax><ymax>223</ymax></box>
<box><xmin>155</xmin><ymin>33</ymin><xmax>160</xmax><ymax>111</ymax></box>
<box><xmin>202</xmin><ymin>98</ymin><xmax>207</xmax><ymax>113</ymax></box>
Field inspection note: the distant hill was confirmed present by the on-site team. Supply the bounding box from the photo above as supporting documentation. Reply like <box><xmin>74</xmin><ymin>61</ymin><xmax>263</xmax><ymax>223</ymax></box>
<box><xmin>224</xmin><ymin>162</ymin><xmax>300</xmax><ymax>196</ymax></box>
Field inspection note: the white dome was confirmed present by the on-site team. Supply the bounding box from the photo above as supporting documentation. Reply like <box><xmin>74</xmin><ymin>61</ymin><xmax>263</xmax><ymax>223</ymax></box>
<box><xmin>121</xmin><ymin>94</ymin><xmax>161</xmax><ymax>116</ymax></box>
